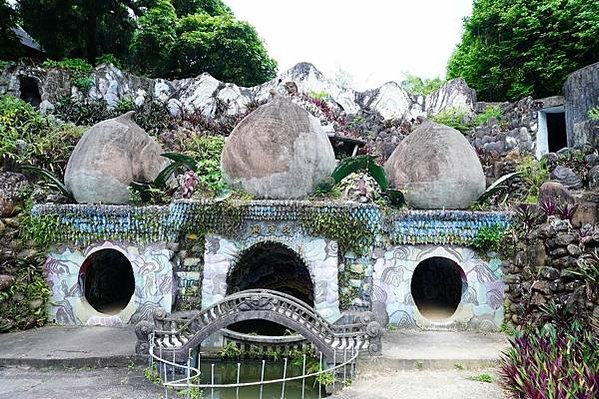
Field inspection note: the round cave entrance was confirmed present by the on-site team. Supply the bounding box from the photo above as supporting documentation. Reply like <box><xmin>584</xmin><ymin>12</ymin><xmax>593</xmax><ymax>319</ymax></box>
<box><xmin>226</xmin><ymin>242</ymin><xmax>313</xmax><ymax>336</ymax></box>
<box><xmin>79</xmin><ymin>249</ymin><xmax>135</xmax><ymax>315</ymax></box>
<box><xmin>410</xmin><ymin>257</ymin><xmax>466</xmax><ymax>321</ymax></box>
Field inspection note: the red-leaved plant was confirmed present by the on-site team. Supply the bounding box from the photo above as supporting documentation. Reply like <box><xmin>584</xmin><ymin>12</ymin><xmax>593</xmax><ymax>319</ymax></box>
<box><xmin>499</xmin><ymin>304</ymin><xmax>599</xmax><ymax>398</ymax></box>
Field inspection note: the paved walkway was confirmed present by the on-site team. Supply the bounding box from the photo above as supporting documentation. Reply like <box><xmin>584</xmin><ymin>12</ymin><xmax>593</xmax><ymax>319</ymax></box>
<box><xmin>0</xmin><ymin>326</ymin><xmax>141</xmax><ymax>368</ymax></box>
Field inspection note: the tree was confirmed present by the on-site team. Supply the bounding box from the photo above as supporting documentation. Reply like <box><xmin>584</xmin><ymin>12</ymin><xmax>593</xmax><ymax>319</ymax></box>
<box><xmin>172</xmin><ymin>0</ymin><xmax>232</xmax><ymax>17</ymax></box>
<box><xmin>18</xmin><ymin>0</ymin><xmax>145</xmax><ymax>63</ymax></box>
<box><xmin>167</xmin><ymin>13</ymin><xmax>277</xmax><ymax>86</ymax></box>
<box><xmin>0</xmin><ymin>1</ymin><xmax>21</xmax><ymax>59</ymax></box>
<box><xmin>447</xmin><ymin>0</ymin><xmax>599</xmax><ymax>101</ymax></box>
<box><xmin>130</xmin><ymin>0</ymin><xmax>178</xmax><ymax>76</ymax></box>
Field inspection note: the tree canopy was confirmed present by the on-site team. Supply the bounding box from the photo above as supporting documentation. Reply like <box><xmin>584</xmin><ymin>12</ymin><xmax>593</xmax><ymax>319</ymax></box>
<box><xmin>447</xmin><ymin>0</ymin><xmax>599</xmax><ymax>101</ymax></box>
<box><xmin>6</xmin><ymin>0</ymin><xmax>277</xmax><ymax>86</ymax></box>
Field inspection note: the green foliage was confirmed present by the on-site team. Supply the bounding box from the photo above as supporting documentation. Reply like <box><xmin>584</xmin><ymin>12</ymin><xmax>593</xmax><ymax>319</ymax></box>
<box><xmin>401</xmin><ymin>74</ymin><xmax>445</xmax><ymax>96</ymax></box>
<box><xmin>299</xmin><ymin>210</ymin><xmax>374</xmax><ymax>255</ymax></box>
<box><xmin>471</xmin><ymin>225</ymin><xmax>507</xmax><ymax>253</ymax></box>
<box><xmin>166</xmin><ymin>13</ymin><xmax>277</xmax><ymax>86</ymax></box>
<box><xmin>0</xmin><ymin>96</ymin><xmax>84</xmax><ymax>175</ymax></box>
<box><xmin>499</xmin><ymin>314</ymin><xmax>598</xmax><ymax>398</ymax></box>
<box><xmin>173</xmin><ymin>0</ymin><xmax>233</xmax><ymax>17</ymax></box>
<box><xmin>310</xmin><ymin>91</ymin><xmax>329</xmax><ymax>101</ymax></box>
<box><xmin>516</xmin><ymin>156</ymin><xmax>550</xmax><ymax>203</ymax></box>
<box><xmin>331</xmin><ymin>155</ymin><xmax>389</xmax><ymax>191</ymax></box>
<box><xmin>430</xmin><ymin>107</ymin><xmax>472</xmax><ymax>134</ymax></box>
<box><xmin>184</xmin><ymin>135</ymin><xmax>226</xmax><ymax>194</ymax></box>
<box><xmin>219</xmin><ymin>341</ymin><xmax>242</xmax><ymax>359</ymax></box>
<box><xmin>473</xmin><ymin>105</ymin><xmax>502</xmax><ymax>127</ymax></box>
<box><xmin>130</xmin><ymin>0</ymin><xmax>178</xmax><ymax>77</ymax></box>
<box><xmin>467</xmin><ymin>373</ymin><xmax>493</xmax><ymax>383</ymax></box>
<box><xmin>447</xmin><ymin>0</ymin><xmax>599</xmax><ymax>101</ymax></box>
<box><xmin>476</xmin><ymin>171</ymin><xmax>520</xmax><ymax>204</ymax></box>
<box><xmin>0</xmin><ymin>1</ymin><xmax>22</xmax><ymax>60</ymax></box>
<box><xmin>143</xmin><ymin>365</ymin><xmax>162</xmax><ymax>385</ymax></box>
<box><xmin>43</xmin><ymin>58</ymin><xmax>94</xmax><ymax>92</ymax></box>
<box><xmin>315</xmin><ymin>370</ymin><xmax>336</xmax><ymax>386</ymax></box>
<box><xmin>20</xmin><ymin>166</ymin><xmax>72</xmax><ymax>199</ymax></box>
<box><xmin>96</xmin><ymin>53</ymin><xmax>121</xmax><ymax>68</ymax></box>
<box><xmin>588</xmin><ymin>105</ymin><xmax>599</xmax><ymax>121</ymax></box>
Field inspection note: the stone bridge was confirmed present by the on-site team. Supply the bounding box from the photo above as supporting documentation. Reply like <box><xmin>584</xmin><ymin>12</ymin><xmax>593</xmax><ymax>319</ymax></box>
<box><xmin>135</xmin><ymin>289</ymin><xmax>383</xmax><ymax>363</ymax></box>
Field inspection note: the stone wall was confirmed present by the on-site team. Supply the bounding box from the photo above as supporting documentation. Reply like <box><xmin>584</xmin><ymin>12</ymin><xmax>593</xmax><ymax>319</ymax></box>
<box><xmin>564</xmin><ymin>61</ymin><xmax>599</xmax><ymax>148</ymax></box>
<box><xmin>504</xmin><ymin>215</ymin><xmax>599</xmax><ymax>326</ymax></box>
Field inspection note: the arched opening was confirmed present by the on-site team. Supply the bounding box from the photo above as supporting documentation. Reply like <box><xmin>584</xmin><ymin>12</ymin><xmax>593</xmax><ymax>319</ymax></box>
<box><xmin>19</xmin><ymin>76</ymin><xmax>41</xmax><ymax>107</ymax></box>
<box><xmin>227</xmin><ymin>242</ymin><xmax>313</xmax><ymax>335</ymax></box>
<box><xmin>410</xmin><ymin>257</ymin><xmax>466</xmax><ymax>321</ymax></box>
<box><xmin>79</xmin><ymin>249</ymin><xmax>135</xmax><ymax>315</ymax></box>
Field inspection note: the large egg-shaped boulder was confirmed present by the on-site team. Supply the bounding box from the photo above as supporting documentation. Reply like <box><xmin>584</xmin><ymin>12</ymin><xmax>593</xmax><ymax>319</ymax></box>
<box><xmin>221</xmin><ymin>95</ymin><xmax>336</xmax><ymax>199</ymax></box>
<box><xmin>384</xmin><ymin>121</ymin><xmax>485</xmax><ymax>209</ymax></box>
<box><xmin>64</xmin><ymin>111</ymin><xmax>168</xmax><ymax>204</ymax></box>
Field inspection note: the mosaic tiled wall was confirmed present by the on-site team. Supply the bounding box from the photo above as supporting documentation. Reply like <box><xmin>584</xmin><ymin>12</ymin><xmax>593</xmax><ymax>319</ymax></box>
<box><xmin>44</xmin><ymin>241</ymin><xmax>174</xmax><ymax>326</ymax></box>
<box><xmin>372</xmin><ymin>245</ymin><xmax>504</xmax><ymax>331</ymax></box>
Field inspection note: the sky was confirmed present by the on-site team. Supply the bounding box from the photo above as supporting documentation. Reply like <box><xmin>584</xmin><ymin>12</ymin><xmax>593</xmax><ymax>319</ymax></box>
<box><xmin>226</xmin><ymin>0</ymin><xmax>473</xmax><ymax>90</ymax></box>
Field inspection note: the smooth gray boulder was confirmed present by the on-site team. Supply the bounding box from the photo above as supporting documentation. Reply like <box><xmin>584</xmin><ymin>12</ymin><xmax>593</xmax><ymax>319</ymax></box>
<box><xmin>64</xmin><ymin>112</ymin><xmax>167</xmax><ymax>204</ymax></box>
<box><xmin>384</xmin><ymin>121</ymin><xmax>485</xmax><ymax>209</ymax></box>
<box><xmin>221</xmin><ymin>94</ymin><xmax>336</xmax><ymax>199</ymax></box>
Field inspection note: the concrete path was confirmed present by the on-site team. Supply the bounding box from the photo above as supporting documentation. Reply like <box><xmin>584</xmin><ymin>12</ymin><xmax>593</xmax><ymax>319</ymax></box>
<box><xmin>0</xmin><ymin>366</ymin><xmax>163</xmax><ymax>399</ymax></box>
<box><xmin>359</xmin><ymin>330</ymin><xmax>509</xmax><ymax>372</ymax></box>
<box><xmin>332</xmin><ymin>368</ymin><xmax>506</xmax><ymax>399</ymax></box>
<box><xmin>0</xmin><ymin>326</ymin><xmax>141</xmax><ymax>368</ymax></box>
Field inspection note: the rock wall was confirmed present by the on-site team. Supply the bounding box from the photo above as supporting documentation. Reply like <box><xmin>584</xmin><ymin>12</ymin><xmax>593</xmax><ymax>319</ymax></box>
<box><xmin>564</xmin><ymin>61</ymin><xmax>599</xmax><ymax>148</ymax></box>
<box><xmin>504</xmin><ymin>215</ymin><xmax>599</xmax><ymax>326</ymax></box>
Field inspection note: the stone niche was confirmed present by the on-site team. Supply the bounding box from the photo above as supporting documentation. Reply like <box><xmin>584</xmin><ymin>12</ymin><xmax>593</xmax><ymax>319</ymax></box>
<box><xmin>372</xmin><ymin>246</ymin><xmax>504</xmax><ymax>331</ymax></box>
<box><xmin>44</xmin><ymin>241</ymin><xmax>174</xmax><ymax>326</ymax></box>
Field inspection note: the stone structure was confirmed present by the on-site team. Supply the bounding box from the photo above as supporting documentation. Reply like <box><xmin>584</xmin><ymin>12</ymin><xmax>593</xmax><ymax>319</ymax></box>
<box><xmin>385</xmin><ymin>122</ymin><xmax>486</xmax><ymax>209</ymax></box>
<box><xmin>564</xmin><ymin>61</ymin><xmax>599</xmax><ymax>148</ymax></box>
<box><xmin>221</xmin><ymin>95</ymin><xmax>336</xmax><ymax>199</ymax></box>
<box><xmin>64</xmin><ymin>112</ymin><xmax>168</xmax><ymax>204</ymax></box>
<box><xmin>33</xmin><ymin>201</ymin><xmax>510</xmax><ymax>332</ymax></box>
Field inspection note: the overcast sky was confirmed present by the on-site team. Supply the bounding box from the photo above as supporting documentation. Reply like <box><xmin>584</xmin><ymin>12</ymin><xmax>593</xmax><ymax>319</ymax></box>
<box><xmin>227</xmin><ymin>0</ymin><xmax>473</xmax><ymax>90</ymax></box>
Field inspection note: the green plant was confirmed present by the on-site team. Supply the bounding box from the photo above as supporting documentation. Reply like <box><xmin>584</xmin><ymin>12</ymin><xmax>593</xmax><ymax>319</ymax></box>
<box><xmin>471</xmin><ymin>225</ymin><xmax>507</xmax><ymax>253</ymax></box>
<box><xmin>589</xmin><ymin>105</ymin><xmax>599</xmax><ymax>121</ymax></box>
<box><xmin>473</xmin><ymin>105</ymin><xmax>503</xmax><ymax>127</ymax></box>
<box><xmin>177</xmin><ymin>386</ymin><xmax>203</xmax><ymax>399</ymax></box>
<box><xmin>516</xmin><ymin>156</ymin><xmax>550</xmax><ymax>203</ymax></box>
<box><xmin>219</xmin><ymin>341</ymin><xmax>242</xmax><ymax>359</ymax></box>
<box><xmin>42</xmin><ymin>58</ymin><xmax>94</xmax><ymax>92</ymax></box>
<box><xmin>144</xmin><ymin>365</ymin><xmax>162</xmax><ymax>385</ymax></box>
<box><xmin>476</xmin><ymin>172</ymin><xmax>520</xmax><ymax>204</ymax></box>
<box><xmin>315</xmin><ymin>370</ymin><xmax>336</xmax><ymax>386</ymax></box>
<box><xmin>331</xmin><ymin>155</ymin><xmax>389</xmax><ymax>191</ymax></box>
<box><xmin>454</xmin><ymin>363</ymin><xmax>465</xmax><ymax>370</ymax></box>
<box><xmin>310</xmin><ymin>91</ymin><xmax>329</xmax><ymax>101</ymax></box>
<box><xmin>467</xmin><ymin>373</ymin><xmax>493</xmax><ymax>383</ymax></box>
<box><xmin>430</xmin><ymin>107</ymin><xmax>472</xmax><ymax>134</ymax></box>
<box><xmin>20</xmin><ymin>166</ymin><xmax>72</xmax><ymax>199</ymax></box>
<box><xmin>401</xmin><ymin>74</ymin><xmax>445</xmax><ymax>96</ymax></box>
<box><xmin>416</xmin><ymin>361</ymin><xmax>424</xmax><ymax>370</ymax></box>
<box><xmin>96</xmin><ymin>53</ymin><xmax>121</xmax><ymax>68</ymax></box>
<box><xmin>184</xmin><ymin>135</ymin><xmax>226</xmax><ymax>194</ymax></box>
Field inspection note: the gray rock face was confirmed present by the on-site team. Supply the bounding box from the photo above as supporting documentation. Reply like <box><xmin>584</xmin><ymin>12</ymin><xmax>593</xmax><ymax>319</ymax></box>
<box><xmin>550</xmin><ymin>166</ymin><xmax>583</xmax><ymax>190</ymax></box>
<box><xmin>221</xmin><ymin>95</ymin><xmax>336</xmax><ymax>199</ymax></box>
<box><xmin>384</xmin><ymin>121</ymin><xmax>485</xmax><ymax>209</ymax></box>
<box><xmin>64</xmin><ymin>112</ymin><xmax>167</xmax><ymax>204</ymax></box>
<box><xmin>588</xmin><ymin>165</ymin><xmax>599</xmax><ymax>189</ymax></box>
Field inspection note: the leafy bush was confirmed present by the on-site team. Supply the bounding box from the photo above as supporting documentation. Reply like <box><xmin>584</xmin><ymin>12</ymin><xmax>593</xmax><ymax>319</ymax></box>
<box><xmin>473</xmin><ymin>105</ymin><xmax>502</xmax><ymax>127</ymax></box>
<box><xmin>430</xmin><ymin>106</ymin><xmax>472</xmax><ymax>134</ymax></box>
<box><xmin>401</xmin><ymin>74</ymin><xmax>445</xmax><ymax>96</ymax></box>
<box><xmin>0</xmin><ymin>96</ymin><xmax>83</xmax><ymax>175</ymax></box>
<box><xmin>471</xmin><ymin>225</ymin><xmax>507</xmax><ymax>253</ymax></box>
<box><xmin>516</xmin><ymin>156</ymin><xmax>550</xmax><ymax>203</ymax></box>
<box><xmin>42</xmin><ymin>58</ymin><xmax>94</xmax><ymax>92</ymax></box>
<box><xmin>499</xmin><ymin>311</ymin><xmax>599</xmax><ymax>398</ymax></box>
<box><xmin>184</xmin><ymin>135</ymin><xmax>226</xmax><ymax>194</ymax></box>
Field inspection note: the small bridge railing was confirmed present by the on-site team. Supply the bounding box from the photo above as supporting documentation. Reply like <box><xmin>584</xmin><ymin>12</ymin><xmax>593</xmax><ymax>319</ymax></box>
<box><xmin>135</xmin><ymin>289</ymin><xmax>383</xmax><ymax>363</ymax></box>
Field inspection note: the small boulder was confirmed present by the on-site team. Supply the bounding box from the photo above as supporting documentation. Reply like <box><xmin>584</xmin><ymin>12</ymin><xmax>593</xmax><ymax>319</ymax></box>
<box><xmin>550</xmin><ymin>166</ymin><xmax>583</xmax><ymax>190</ymax></box>
<box><xmin>384</xmin><ymin>121</ymin><xmax>485</xmax><ymax>209</ymax></box>
<box><xmin>538</xmin><ymin>181</ymin><xmax>575</xmax><ymax>206</ymax></box>
<box><xmin>221</xmin><ymin>94</ymin><xmax>336</xmax><ymax>199</ymax></box>
<box><xmin>0</xmin><ymin>172</ymin><xmax>29</xmax><ymax>217</ymax></box>
<box><xmin>0</xmin><ymin>274</ymin><xmax>14</xmax><ymax>291</ymax></box>
<box><xmin>64</xmin><ymin>112</ymin><xmax>168</xmax><ymax>204</ymax></box>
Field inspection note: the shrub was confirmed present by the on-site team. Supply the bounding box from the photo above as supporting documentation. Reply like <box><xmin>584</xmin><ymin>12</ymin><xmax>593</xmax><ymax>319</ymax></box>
<box><xmin>0</xmin><ymin>96</ymin><xmax>83</xmax><ymax>175</ymax></box>
<box><xmin>516</xmin><ymin>156</ymin><xmax>550</xmax><ymax>203</ymax></box>
<box><xmin>184</xmin><ymin>135</ymin><xmax>226</xmax><ymax>194</ymax></box>
<box><xmin>430</xmin><ymin>106</ymin><xmax>472</xmax><ymax>134</ymax></box>
<box><xmin>42</xmin><ymin>58</ymin><xmax>94</xmax><ymax>92</ymax></box>
<box><xmin>499</xmin><ymin>314</ymin><xmax>599</xmax><ymax>398</ymax></box>
<box><xmin>473</xmin><ymin>105</ymin><xmax>502</xmax><ymax>127</ymax></box>
<box><xmin>471</xmin><ymin>225</ymin><xmax>507</xmax><ymax>253</ymax></box>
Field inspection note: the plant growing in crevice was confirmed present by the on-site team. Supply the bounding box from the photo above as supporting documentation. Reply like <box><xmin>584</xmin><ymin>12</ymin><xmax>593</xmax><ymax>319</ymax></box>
<box><xmin>471</xmin><ymin>225</ymin><xmax>507</xmax><ymax>253</ymax></box>
<box><xmin>516</xmin><ymin>156</ymin><xmax>550</xmax><ymax>203</ymax></box>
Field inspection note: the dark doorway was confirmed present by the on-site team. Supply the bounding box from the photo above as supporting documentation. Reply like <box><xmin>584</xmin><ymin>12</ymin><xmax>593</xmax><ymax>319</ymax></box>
<box><xmin>410</xmin><ymin>257</ymin><xmax>465</xmax><ymax>321</ymax></box>
<box><xmin>19</xmin><ymin>76</ymin><xmax>41</xmax><ymax>107</ymax></box>
<box><xmin>227</xmin><ymin>242</ymin><xmax>313</xmax><ymax>335</ymax></box>
<box><xmin>546</xmin><ymin>112</ymin><xmax>567</xmax><ymax>152</ymax></box>
<box><xmin>79</xmin><ymin>249</ymin><xmax>135</xmax><ymax>314</ymax></box>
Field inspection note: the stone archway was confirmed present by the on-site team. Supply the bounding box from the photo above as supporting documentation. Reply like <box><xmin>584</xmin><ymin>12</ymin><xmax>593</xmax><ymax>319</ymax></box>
<box><xmin>202</xmin><ymin>236</ymin><xmax>341</xmax><ymax>322</ymax></box>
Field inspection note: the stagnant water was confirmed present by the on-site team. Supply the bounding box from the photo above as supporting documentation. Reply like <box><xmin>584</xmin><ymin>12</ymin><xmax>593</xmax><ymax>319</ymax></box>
<box><xmin>197</xmin><ymin>359</ymin><xmax>323</xmax><ymax>399</ymax></box>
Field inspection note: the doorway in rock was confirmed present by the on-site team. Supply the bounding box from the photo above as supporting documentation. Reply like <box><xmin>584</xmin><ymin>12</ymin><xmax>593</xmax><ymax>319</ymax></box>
<box><xmin>546</xmin><ymin>111</ymin><xmax>567</xmax><ymax>152</ymax></box>
<box><xmin>227</xmin><ymin>242</ymin><xmax>313</xmax><ymax>336</ymax></box>
<box><xmin>410</xmin><ymin>257</ymin><xmax>466</xmax><ymax>321</ymax></box>
<box><xmin>19</xmin><ymin>76</ymin><xmax>41</xmax><ymax>107</ymax></box>
<box><xmin>79</xmin><ymin>249</ymin><xmax>135</xmax><ymax>315</ymax></box>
